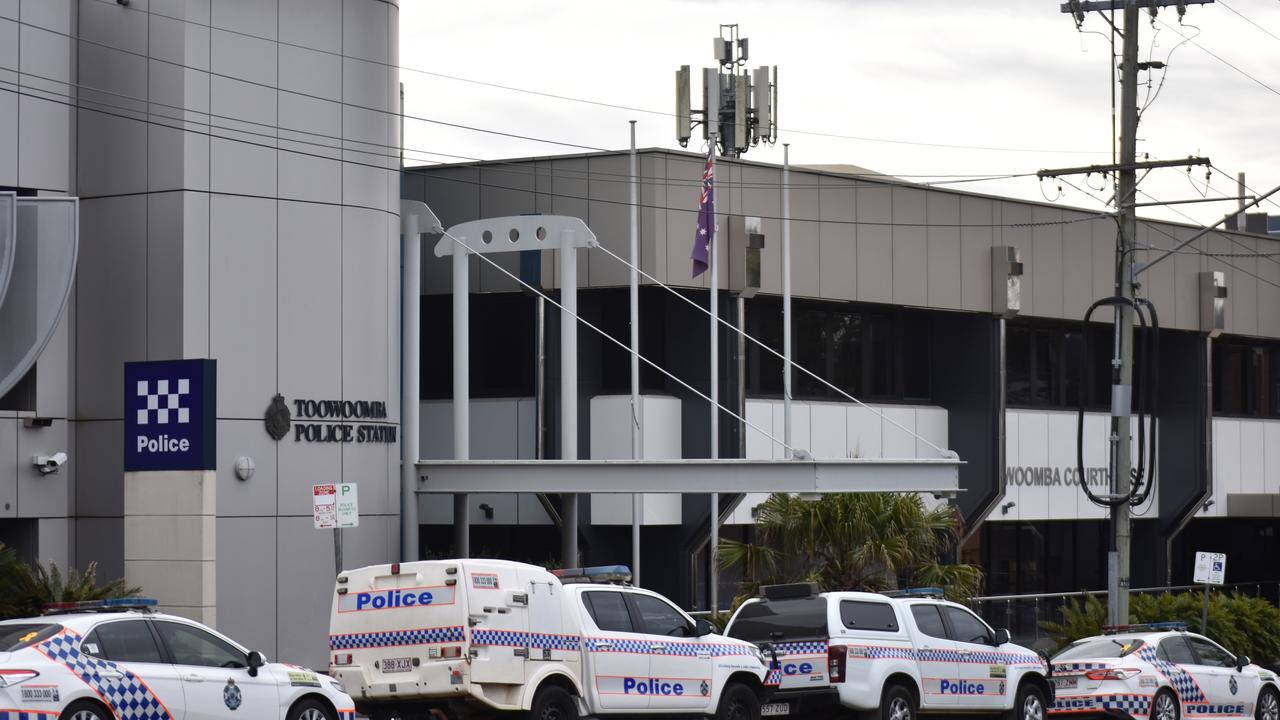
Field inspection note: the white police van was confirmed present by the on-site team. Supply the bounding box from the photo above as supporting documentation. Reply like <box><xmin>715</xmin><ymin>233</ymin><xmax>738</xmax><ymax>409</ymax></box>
<box><xmin>328</xmin><ymin>559</ymin><xmax>771</xmax><ymax>720</ymax></box>
<box><xmin>724</xmin><ymin>585</ymin><xmax>1053</xmax><ymax>720</ymax></box>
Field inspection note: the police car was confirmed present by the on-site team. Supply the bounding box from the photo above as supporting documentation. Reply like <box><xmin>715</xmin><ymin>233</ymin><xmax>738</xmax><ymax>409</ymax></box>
<box><xmin>724</xmin><ymin>585</ymin><xmax>1053</xmax><ymax>720</ymax></box>
<box><xmin>0</xmin><ymin>598</ymin><xmax>355</xmax><ymax>720</ymax></box>
<box><xmin>1049</xmin><ymin>623</ymin><xmax>1280</xmax><ymax>720</ymax></box>
<box><xmin>328</xmin><ymin>559</ymin><xmax>771</xmax><ymax>720</ymax></box>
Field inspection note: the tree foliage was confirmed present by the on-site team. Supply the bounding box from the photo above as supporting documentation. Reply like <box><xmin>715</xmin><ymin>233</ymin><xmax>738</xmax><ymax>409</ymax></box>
<box><xmin>718</xmin><ymin>493</ymin><xmax>983</xmax><ymax>608</ymax></box>
<box><xmin>0</xmin><ymin>543</ymin><xmax>141</xmax><ymax>620</ymax></box>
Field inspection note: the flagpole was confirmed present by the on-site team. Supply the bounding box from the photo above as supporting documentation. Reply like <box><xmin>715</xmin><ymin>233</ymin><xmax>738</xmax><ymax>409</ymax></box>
<box><xmin>783</xmin><ymin>143</ymin><xmax>792</xmax><ymax>456</ymax></box>
<box><xmin>629</xmin><ymin>120</ymin><xmax>642</xmax><ymax>587</ymax></box>
<box><xmin>708</xmin><ymin>132</ymin><xmax>719</xmax><ymax>615</ymax></box>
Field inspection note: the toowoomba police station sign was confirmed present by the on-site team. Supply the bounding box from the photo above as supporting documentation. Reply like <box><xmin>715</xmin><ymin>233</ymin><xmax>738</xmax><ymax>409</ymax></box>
<box><xmin>264</xmin><ymin>394</ymin><xmax>397</xmax><ymax>444</ymax></box>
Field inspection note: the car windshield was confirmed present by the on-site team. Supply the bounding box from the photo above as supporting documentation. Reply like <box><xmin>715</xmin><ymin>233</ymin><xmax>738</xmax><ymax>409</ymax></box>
<box><xmin>1054</xmin><ymin>637</ymin><xmax>1145</xmax><ymax>660</ymax></box>
<box><xmin>0</xmin><ymin>623</ymin><xmax>62</xmax><ymax>651</ymax></box>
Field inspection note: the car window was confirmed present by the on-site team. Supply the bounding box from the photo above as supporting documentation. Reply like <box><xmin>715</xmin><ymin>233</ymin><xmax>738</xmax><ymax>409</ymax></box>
<box><xmin>910</xmin><ymin>604</ymin><xmax>948</xmax><ymax>640</ymax></box>
<box><xmin>583</xmin><ymin>591</ymin><xmax>635</xmax><ymax>633</ymax></box>
<box><xmin>86</xmin><ymin>621</ymin><xmax>164</xmax><ymax>664</ymax></box>
<box><xmin>1054</xmin><ymin>637</ymin><xmax>1145</xmax><ymax>660</ymax></box>
<box><xmin>1187</xmin><ymin>637</ymin><xmax>1235</xmax><ymax>668</ymax></box>
<box><xmin>943</xmin><ymin>606</ymin><xmax>993</xmax><ymax>644</ymax></box>
<box><xmin>726</xmin><ymin>597</ymin><xmax>829</xmax><ymax>642</ymax></box>
<box><xmin>154</xmin><ymin>621</ymin><xmax>246</xmax><ymax>668</ymax></box>
<box><xmin>1158</xmin><ymin>636</ymin><xmax>1198</xmax><ymax>664</ymax></box>
<box><xmin>0</xmin><ymin>623</ymin><xmax>60</xmax><ymax>651</ymax></box>
<box><xmin>631</xmin><ymin>594</ymin><xmax>692</xmax><ymax>637</ymax></box>
<box><xmin>840</xmin><ymin>601</ymin><xmax>899</xmax><ymax>632</ymax></box>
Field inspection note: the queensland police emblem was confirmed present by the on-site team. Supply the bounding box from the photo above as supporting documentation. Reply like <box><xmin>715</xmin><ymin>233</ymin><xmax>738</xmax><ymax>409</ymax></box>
<box><xmin>1230</xmin><ymin>676</ymin><xmax>1238</xmax><ymax>695</ymax></box>
<box><xmin>700</xmin><ymin>681</ymin><xmax>710</xmax><ymax>697</ymax></box>
<box><xmin>264</xmin><ymin>394</ymin><xmax>291</xmax><ymax>441</ymax></box>
<box><xmin>224</xmin><ymin>679</ymin><xmax>242</xmax><ymax>710</ymax></box>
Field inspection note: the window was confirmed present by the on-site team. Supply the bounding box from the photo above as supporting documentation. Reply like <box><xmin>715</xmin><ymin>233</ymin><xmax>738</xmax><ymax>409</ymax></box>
<box><xmin>1053</xmin><ymin>638</ymin><xmax>1145</xmax><ymax>660</ymax></box>
<box><xmin>1187</xmin><ymin>637</ymin><xmax>1236</xmax><ymax>668</ymax></box>
<box><xmin>1214</xmin><ymin>339</ymin><xmax>1278</xmax><ymax>418</ymax></box>
<box><xmin>631</xmin><ymin>594</ymin><xmax>691</xmax><ymax>637</ymax></box>
<box><xmin>726</xmin><ymin>598</ymin><xmax>829</xmax><ymax>642</ymax></box>
<box><xmin>910</xmin><ymin>604</ymin><xmax>947</xmax><ymax>640</ymax></box>
<box><xmin>1158</xmin><ymin>636</ymin><xmax>1197</xmax><ymax>665</ymax></box>
<box><xmin>85</xmin><ymin>621</ymin><xmax>164</xmax><ymax>664</ymax></box>
<box><xmin>0</xmin><ymin>623</ymin><xmax>60</xmax><ymax>651</ymax></box>
<box><xmin>840</xmin><ymin>601</ymin><xmax>898</xmax><ymax>632</ymax></box>
<box><xmin>154</xmin><ymin>622</ymin><xmax>246</xmax><ymax>668</ymax></box>
<box><xmin>943</xmin><ymin>606</ymin><xmax>993</xmax><ymax>645</ymax></box>
<box><xmin>582</xmin><ymin>591</ymin><xmax>634</xmax><ymax>633</ymax></box>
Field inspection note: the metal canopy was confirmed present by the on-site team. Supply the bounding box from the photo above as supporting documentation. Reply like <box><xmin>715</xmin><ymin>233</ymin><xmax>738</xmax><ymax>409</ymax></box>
<box><xmin>416</xmin><ymin>458</ymin><xmax>962</xmax><ymax>495</ymax></box>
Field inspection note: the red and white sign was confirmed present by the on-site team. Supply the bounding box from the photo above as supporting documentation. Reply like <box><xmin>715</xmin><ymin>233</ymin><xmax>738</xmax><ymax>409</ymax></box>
<box><xmin>313</xmin><ymin>483</ymin><xmax>359</xmax><ymax>529</ymax></box>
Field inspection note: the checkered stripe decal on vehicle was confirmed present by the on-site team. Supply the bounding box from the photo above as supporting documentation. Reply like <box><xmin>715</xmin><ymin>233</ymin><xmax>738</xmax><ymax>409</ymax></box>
<box><xmin>1137</xmin><ymin>647</ymin><xmax>1206</xmax><ymax>703</ymax></box>
<box><xmin>773</xmin><ymin>640</ymin><xmax>827</xmax><ymax>656</ymax></box>
<box><xmin>338</xmin><ymin>710</ymin><xmax>357</xmax><ymax>720</ymax></box>
<box><xmin>764</xmin><ymin>668</ymin><xmax>783</xmax><ymax>686</ymax></box>
<box><xmin>1053</xmin><ymin>693</ymin><xmax>1152</xmax><ymax>716</ymax></box>
<box><xmin>582</xmin><ymin>637</ymin><xmax>754</xmax><ymax>657</ymax></box>
<box><xmin>36</xmin><ymin>631</ymin><xmax>175</xmax><ymax>720</ymax></box>
<box><xmin>1054</xmin><ymin>663</ymin><xmax>1113</xmax><ymax>672</ymax></box>
<box><xmin>328</xmin><ymin>625</ymin><xmax>466</xmax><ymax>650</ymax></box>
<box><xmin>471</xmin><ymin>629</ymin><xmax>581</xmax><ymax>650</ymax></box>
<box><xmin>863</xmin><ymin>646</ymin><xmax>916</xmax><ymax>660</ymax></box>
<box><xmin>0</xmin><ymin>712</ymin><xmax>59</xmax><ymax>719</ymax></box>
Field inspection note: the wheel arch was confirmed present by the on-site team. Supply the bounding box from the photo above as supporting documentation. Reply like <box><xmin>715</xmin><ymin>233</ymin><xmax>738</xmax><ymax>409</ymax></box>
<box><xmin>58</xmin><ymin>697</ymin><xmax>115</xmax><ymax>720</ymax></box>
<box><xmin>883</xmin><ymin>671</ymin><xmax>921</xmax><ymax>707</ymax></box>
<box><xmin>521</xmin><ymin>669</ymin><xmax>584</xmax><ymax>712</ymax></box>
<box><xmin>1018</xmin><ymin>671</ymin><xmax>1053</xmax><ymax>701</ymax></box>
<box><xmin>726</xmin><ymin>670</ymin><xmax>766</xmax><ymax>699</ymax></box>
<box><xmin>289</xmin><ymin>691</ymin><xmax>340</xmax><ymax>720</ymax></box>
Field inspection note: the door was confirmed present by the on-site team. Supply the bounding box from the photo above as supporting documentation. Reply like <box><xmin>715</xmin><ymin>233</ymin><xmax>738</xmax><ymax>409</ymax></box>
<box><xmin>152</xmin><ymin>620</ymin><xmax>279</xmax><ymax>720</ymax></box>
<box><xmin>467</xmin><ymin>562</ymin><xmax>529</xmax><ymax>684</ymax></box>
<box><xmin>941</xmin><ymin>605</ymin><xmax>1007</xmax><ymax>710</ymax></box>
<box><xmin>580</xmin><ymin>589</ymin><xmax>651</xmax><ymax>711</ymax></box>
<box><xmin>1155</xmin><ymin>636</ymin><xmax>1211</xmax><ymax>709</ymax></box>
<box><xmin>1186</xmin><ymin>636</ymin><xmax>1257</xmax><ymax>716</ymax></box>
<box><xmin>629</xmin><ymin>592</ymin><xmax>714</xmax><ymax>712</ymax></box>
<box><xmin>908</xmin><ymin>603</ymin><xmax>959</xmax><ymax>709</ymax></box>
<box><xmin>80</xmin><ymin>619</ymin><xmax>186</xmax><ymax>720</ymax></box>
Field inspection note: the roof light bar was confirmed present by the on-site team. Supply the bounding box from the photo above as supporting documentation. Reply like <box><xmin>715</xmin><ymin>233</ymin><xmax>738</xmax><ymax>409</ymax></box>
<box><xmin>43</xmin><ymin>598</ymin><xmax>158</xmax><ymax>614</ymax></box>
<box><xmin>1102</xmin><ymin>621</ymin><xmax>1187</xmax><ymax>635</ymax></box>
<box><xmin>883</xmin><ymin>587</ymin><xmax>946</xmax><ymax>599</ymax></box>
<box><xmin>552</xmin><ymin>565</ymin><xmax>632</xmax><ymax>585</ymax></box>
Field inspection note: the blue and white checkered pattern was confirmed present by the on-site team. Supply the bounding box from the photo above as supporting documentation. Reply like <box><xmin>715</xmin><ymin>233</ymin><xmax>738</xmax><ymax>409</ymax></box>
<box><xmin>764</xmin><ymin>668</ymin><xmax>783</xmax><ymax>686</ymax></box>
<box><xmin>0</xmin><ymin>712</ymin><xmax>59</xmax><ymax>720</ymax></box>
<box><xmin>338</xmin><ymin>711</ymin><xmax>356</xmax><ymax>720</ymax></box>
<box><xmin>1054</xmin><ymin>662</ymin><xmax>1113</xmax><ymax>672</ymax></box>
<box><xmin>1053</xmin><ymin>693</ymin><xmax>1152</xmax><ymax>716</ymax></box>
<box><xmin>863</xmin><ymin>646</ymin><xmax>915</xmax><ymax>661</ymax></box>
<box><xmin>581</xmin><ymin>637</ymin><xmax>754</xmax><ymax>658</ymax></box>
<box><xmin>471</xmin><ymin>630</ymin><xmax>581</xmax><ymax>651</ymax></box>
<box><xmin>1137</xmin><ymin>647</ymin><xmax>1206</xmax><ymax>703</ymax></box>
<box><xmin>36</xmin><ymin>631</ymin><xmax>174</xmax><ymax>720</ymax></box>
<box><xmin>328</xmin><ymin>625</ymin><xmax>465</xmax><ymax>650</ymax></box>
<box><xmin>135</xmin><ymin>379</ymin><xmax>190</xmax><ymax>426</ymax></box>
<box><xmin>774</xmin><ymin>641</ymin><xmax>827</xmax><ymax>656</ymax></box>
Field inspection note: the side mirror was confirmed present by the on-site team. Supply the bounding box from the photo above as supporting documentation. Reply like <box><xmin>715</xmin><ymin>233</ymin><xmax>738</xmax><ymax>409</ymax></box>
<box><xmin>993</xmin><ymin>628</ymin><xmax>1010</xmax><ymax>646</ymax></box>
<box><xmin>247</xmin><ymin>650</ymin><xmax>266</xmax><ymax>677</ymax></box>
<box><xmin>1236</xmin><ymin>655</ymin><xmax>1251</xmax><ymax>672</ymax></box>
<box><xmin>693</xmin><ymin>619</ymin><xmax>714</xmax><ymax>637</ymax></box>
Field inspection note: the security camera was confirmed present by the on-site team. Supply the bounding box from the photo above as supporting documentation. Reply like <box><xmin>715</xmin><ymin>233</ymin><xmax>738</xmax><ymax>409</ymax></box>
<box><xmin>33</xmin><ymin>452</ymin><xmax>68</xmax><ymax>475</ymax></box>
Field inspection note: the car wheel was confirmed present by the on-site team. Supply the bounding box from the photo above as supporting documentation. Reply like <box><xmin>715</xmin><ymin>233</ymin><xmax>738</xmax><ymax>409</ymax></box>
<box><xmin>60</xmin><ymin>701</ymin><xmax>112</xmax><ymax>720</ymax></box>
<box><xmin>1152</xmin><ymin>688</ymin><xmax>1181</xmax><ymax>720</ymax></box>
<box><xmin>288</xmin><ymin>698</ymin><xmax>337</xmax><ymax>720</ymax></box>
<box><xmin>1258</xmin><ymin>686</ymin><xmax>1279</xmax><ymax>720</ymax></box>
<box><xmin>717</xmin><ymin>682</ymin><xmax>761</xmax><ymax>720</ymax></box>
<box><xmin>1010</xmin><ymin>682</ymin><xmax>1047</xmax><ymax>720</ymax></box>
<box><xmin>881</xmin><ymin>683</ymin><xmax>916</xmax><ymax>720</ymax></box>
<box><xmin>530</xmin><ymin>685</ymin><xmax>579</xmax><ymax>720</ymax></box>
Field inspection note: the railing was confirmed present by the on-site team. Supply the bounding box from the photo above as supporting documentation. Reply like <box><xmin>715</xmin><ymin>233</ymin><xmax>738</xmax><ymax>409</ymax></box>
<box><xmin>969</xmin><ymin>581</ymin><xmax>1280</xmax><ymax>649</ymax></box>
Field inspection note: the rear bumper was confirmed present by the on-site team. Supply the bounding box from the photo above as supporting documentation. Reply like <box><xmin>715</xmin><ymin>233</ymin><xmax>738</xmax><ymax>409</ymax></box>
<box><xmin>1050</xmin><ymin>693</ymin><xmax>1150</xmax><ymax>719</ymax></box>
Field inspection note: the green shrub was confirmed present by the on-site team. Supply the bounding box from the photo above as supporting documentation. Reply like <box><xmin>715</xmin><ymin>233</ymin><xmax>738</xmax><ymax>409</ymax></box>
<box><xmin>0</xmin><ymin>543</ymin><xmax>141</xmax><ymax>620</ymax></box>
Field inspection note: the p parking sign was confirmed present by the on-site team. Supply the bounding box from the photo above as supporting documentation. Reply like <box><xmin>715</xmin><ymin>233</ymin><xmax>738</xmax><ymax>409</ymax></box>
<box><xmin>124</xmin><ymin>359</ymin><xmax>216</xmax><ymax>472</ymax></box>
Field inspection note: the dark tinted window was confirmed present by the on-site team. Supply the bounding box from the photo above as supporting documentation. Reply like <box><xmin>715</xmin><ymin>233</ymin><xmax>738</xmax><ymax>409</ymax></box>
<box><xmin>1054</xmin><ymin>637</ymin><xmax>1145</xmax><ymax>660</ymax></box>
<box><xmin>910</xmin><ymin>604</ymin><xmax>947</xmax><ymax>640</ymax></box>
<box><xmin>944</xmin><ymin>606</ymin><xmax>993</xmax><ymax>644</ymax></box>
<box><xmin>155</xmin><ymin>622</ymin><xmax>245</xmax><ymax>668</ymax></box>
<box><xmin>1158</xmin><ymin>636</ymin><xmax>1197</xmax><ymax>664</ymax></box>
<box><xmin>727</xmin><ymin>598</ymin><xmax>829</xmax><ymax>642</ymax></box>
<box><xmin>582</xmin><ymin>591</ymin><xmax>634</xmax><ymax>633</ymax></box>
<box><xmin>840</xmin><ymin>601</ymin><xmax>898</xmax><ymax>632</ymax></box>
<box><xmin>0</xmin><ymin>623</ymin><xmax>60</xmax><ymax>651</ymax></box>
<box><xmin>1187</xmin><ymin>637</ymin><xmax>1235</xmax><ymax>668</ymax></box>
<box><xmin>89</xmin><ymin>621</ymin><xmax>164</xmax><ymax>664</ymax></box>
<box><xmin>632</xmin><ymin>594</ymin><xmax>691</xmax><ymax>637</ymax></box>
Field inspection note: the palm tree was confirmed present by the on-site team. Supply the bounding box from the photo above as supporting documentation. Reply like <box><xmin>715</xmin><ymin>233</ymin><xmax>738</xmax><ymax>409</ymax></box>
<box><xmin>0</xmin><ymin>543</ymin><xmax>141</xmax><ymax>620</ymax></box>
<box><xmin>719</xmin><ymin>493</ymin><xmax>983</xmax><ymax>605</ymax></box>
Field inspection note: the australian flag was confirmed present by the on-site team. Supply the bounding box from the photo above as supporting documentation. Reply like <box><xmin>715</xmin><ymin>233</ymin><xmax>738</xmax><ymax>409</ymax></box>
<box><xmin>691</xmin><ymin>145</ymin><xmax>715</xmax><ymax>277</ymax></box>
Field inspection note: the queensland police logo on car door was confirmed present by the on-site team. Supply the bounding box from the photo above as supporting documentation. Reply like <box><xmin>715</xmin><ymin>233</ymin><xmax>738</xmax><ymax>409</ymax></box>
<box><xmin>1230</xmin><ymin>676</ymin><xmax>1238</xmax><ymax>695</ymax></box>
<box><xmin>224</xmin><ymin>679</ymin><xmax>242</xmax><ymax>710</ymax></box>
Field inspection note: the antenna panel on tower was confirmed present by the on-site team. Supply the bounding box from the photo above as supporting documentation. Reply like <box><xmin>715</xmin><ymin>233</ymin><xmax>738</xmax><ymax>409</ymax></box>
<box><xmin>703</xmin><ymin>68</ymin><xmax>720</xmax><ymax>140</ymax></box>
<box><xmin>752</xmin><ymin>66</ymin><xmax>772</xmax><ymax>140</ymax></box>
<box><xmin>734</xmin><ymin>74</ymin><xmax>748</xmax><ymax>151</ymax></box>
<box><xmin>676</xmin><ymin>66</ymin><xmax>692</xmax><ymax>145</ymax></box>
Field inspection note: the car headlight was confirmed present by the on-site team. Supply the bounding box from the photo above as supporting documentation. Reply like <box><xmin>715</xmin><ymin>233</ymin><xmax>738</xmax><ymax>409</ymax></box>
<box><xmin>0</xmin><ymin>669</ymin><xmax>39</xmax><ymax>687</ymax></box>
<box><xmin>325</xmin><ymin>675</ymin><xmax>347</xmax><ymax>694</ymax></box>
<box><xmin>749</xmin><ymin>646</ymin><xmax>767</xmax><ymax>666</ymax></box>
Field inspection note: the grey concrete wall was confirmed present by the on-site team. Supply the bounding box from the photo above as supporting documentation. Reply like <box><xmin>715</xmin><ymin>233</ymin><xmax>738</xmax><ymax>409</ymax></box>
<box><xmin>412</xmin><ymin>151</ymin><xmax>1280</xmax><ymax>339</ymax></box>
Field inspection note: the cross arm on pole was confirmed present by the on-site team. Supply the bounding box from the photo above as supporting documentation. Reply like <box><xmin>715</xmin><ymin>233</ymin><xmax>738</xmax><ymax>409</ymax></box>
<box><xmin>1037</xmin><ymin>157</ymin><xmax>1209</xmax><ymax>179</ymax></box>
<box><xmin>1060</xmin><ymin>0</ymin><xmax>1213</xmax><ymax>13</ymax></box>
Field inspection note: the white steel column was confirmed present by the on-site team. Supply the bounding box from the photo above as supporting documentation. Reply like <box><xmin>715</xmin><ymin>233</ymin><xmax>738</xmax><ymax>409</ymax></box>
<box><xmin>452</xmin><ymin>226</ymin><xmax>470</xmax><ymax>558</ymax></box>
<box><xmin>782</xmin><ymin>143</ymin><xmax>792</xmax><ymax>453</ymax></box>
<box><xmin>561</xmin><ymin>229</ymin><xmax>580</xmax><ymax>568</ymax></box>
<box><xmin>400</xmin><ymin>201</ymin><xmax>440</xmax><ymax>563</ymax></box>
<box><xmin>629</xmin><ymin>120</ymin><xmax>642</xmax><ymax>585</ymax></box>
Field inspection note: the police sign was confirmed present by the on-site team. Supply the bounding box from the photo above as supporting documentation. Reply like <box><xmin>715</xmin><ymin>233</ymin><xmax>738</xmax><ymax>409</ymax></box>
<box><xmin>124</xmin><ymin>359</ymin><xmax>216</xmax><ymax>472</ymax></box>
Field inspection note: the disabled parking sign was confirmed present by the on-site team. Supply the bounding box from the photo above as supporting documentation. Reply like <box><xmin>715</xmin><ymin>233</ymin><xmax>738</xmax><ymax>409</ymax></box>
<box><xmin>1193</xmin><ymin>551</ymin><xmax>1226</xmax><ymax>585</ymax></box>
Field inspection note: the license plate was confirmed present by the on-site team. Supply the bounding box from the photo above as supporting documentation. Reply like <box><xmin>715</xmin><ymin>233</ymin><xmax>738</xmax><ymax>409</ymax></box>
<box><xmin>1053</xmin><ymin>676</ymin><xmax>1079</xmax><ymax>690</ymax></box>
<box><xmin>761</xmin><ymin>703</ymin><xmax>791</xmax><ymax>717</ymax></box>
<box><xmin>380</xmin><ymin>657</ymin><xmax>414</xmax><ymax>673</ymax></box>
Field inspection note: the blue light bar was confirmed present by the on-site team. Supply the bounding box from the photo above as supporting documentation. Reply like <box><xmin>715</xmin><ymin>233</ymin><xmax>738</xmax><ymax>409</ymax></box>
<box><xmin>102</xmin><ymin>598</ymin><xmax>158</xmax><ymax>608</ymax></box>
<box><xmin>883</xmin><ymin>587</ymin><xmax>945</xmax><ymax>598</ymax></box>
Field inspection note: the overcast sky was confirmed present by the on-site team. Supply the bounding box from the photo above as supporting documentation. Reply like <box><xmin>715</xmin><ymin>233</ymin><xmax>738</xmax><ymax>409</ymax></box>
<box><xmin>400</xmin><ymin>0</ymin><xmax>1280</xmax><ymax>229</ymax></box>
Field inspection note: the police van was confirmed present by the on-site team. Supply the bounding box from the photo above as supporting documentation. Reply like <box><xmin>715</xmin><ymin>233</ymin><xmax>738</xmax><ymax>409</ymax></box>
<box><xmin>724</xmin><ymin>584</ymin><xmax>1053</xmax><ymax>720</ymax></box>
<box><xmin>328</xmin><ymin>559</ymin><xmax>771</xmax><ymax>720</ymax></box>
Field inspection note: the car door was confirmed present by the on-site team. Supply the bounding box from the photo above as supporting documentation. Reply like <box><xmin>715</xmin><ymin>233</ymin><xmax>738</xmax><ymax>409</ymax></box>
<box><xmin>1155</xmin><ymin>635</ymin><xmax>1211</xmax><ymax>708</ymax></box>
<box><xmin>628</xmin><ymin>592</ymin><xmax>713</xmax><ymax>712</ymax></box>
<box><xmin>152</xmin><ymin>619</ymin><xmax>279</xmax><ymax>720</ymax></box>
<box><xmin>908</xmin><ymin>603</ymin><xmax>959</xmax><ymax>709</ymax></box>
<box><xmin>580</xmin><ymin>589</ymin><xmax>651</xmax><ymax>711</ymax></box>
<box><xmin>941</xmin><ymin>605</ymin><xmax>1007</xmax><ymax>710</ymax></box>
<box><xmin>80</xmin><ymin>619</ymin><xmax>186</xmax><ymax>720</ymax></box>
<box><xmin>1186</xmin><ymin>636</ymin><xmax>1256</xmax><ymax>715</ymax></box>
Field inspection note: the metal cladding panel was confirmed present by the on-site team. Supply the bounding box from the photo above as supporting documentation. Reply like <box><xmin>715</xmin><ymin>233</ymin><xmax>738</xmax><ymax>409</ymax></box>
<box><xmin>0</xmin><ymin>193</ymin><xmax>12</xmax><ymax>310</ymax></box>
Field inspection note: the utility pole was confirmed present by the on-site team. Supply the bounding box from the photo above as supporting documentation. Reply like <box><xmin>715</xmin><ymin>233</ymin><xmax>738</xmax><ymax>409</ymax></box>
<box><xmin>1053</xmin><ymin>0</ymin><xmax>1213</xmax><ymax>626</ymax></box>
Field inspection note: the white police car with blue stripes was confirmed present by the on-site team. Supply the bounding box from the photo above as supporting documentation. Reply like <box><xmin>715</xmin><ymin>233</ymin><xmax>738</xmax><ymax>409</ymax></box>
<box><xmin>0</xmin><ymin>599</ymin><xmax>355</xmax><ymax>720</ymax></box>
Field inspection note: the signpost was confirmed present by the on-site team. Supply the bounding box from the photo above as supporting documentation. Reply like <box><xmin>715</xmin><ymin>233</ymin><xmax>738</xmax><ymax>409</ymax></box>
<box><xmin>1193</xmin><ymin>551</ymin><xmax>1226</xmax><ymax>632</ymax></box>
<box><xmin>315</xmin><ymin>483</ymin><xmax>359</xmax><ymax>574</ymax></box>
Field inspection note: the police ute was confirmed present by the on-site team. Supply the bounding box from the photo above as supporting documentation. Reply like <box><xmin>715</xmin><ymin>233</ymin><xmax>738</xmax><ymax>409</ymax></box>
<box><xmin>327</xmin><ymin>559</ymin><xmax>772</xmax><ymax>720</ymax></box>
<box><xmin>0</xmin><ymin>598</ymin><xmax>355</xmax><ymax>720</ymax></box>
<box><xmin>1049</xmin><ymin>622</ymin><xmax>1280</xmax><ymax>720</ymax></box>
<box><xmin>724</xmin><ymin>584</ymin><xmax>1053</xmax><ymax>720</ymax></box>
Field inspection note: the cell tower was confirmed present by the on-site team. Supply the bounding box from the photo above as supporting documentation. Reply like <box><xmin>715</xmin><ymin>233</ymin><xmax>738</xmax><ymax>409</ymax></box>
<box><xmin>676</xmin><ymin>24</ymin><xmax>777</xmax><ymax>158</ymax></box>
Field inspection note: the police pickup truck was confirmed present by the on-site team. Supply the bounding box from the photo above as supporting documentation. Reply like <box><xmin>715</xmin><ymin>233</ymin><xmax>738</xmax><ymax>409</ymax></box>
<box><xmin>328</xmin><ymin>560</ymin><xmax>771</xmax><ymax>720</ymax></box>
<box><xmin>724</xmin><ymin>584</ymin><xmax>1052</xmax><ymax>720</ymax></box>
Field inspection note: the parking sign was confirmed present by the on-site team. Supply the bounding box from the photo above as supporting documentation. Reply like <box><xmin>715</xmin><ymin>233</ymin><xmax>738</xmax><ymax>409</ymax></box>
<box><xmin>313</xmin><ymin>483</ymin><xmax>359</xmax><ymax>529</ymax></box>
<box><xmin>1193</xmin><ymin>551</ymin><xmax>1226</xmax><ymax>585</ymax></box>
